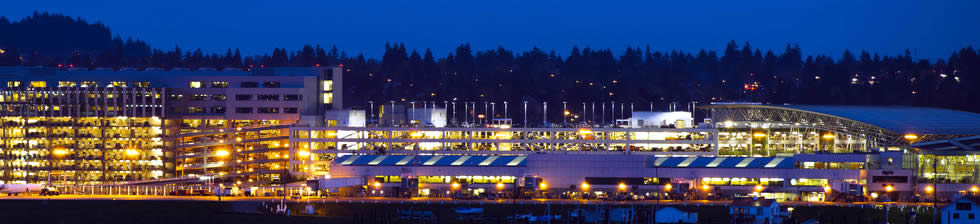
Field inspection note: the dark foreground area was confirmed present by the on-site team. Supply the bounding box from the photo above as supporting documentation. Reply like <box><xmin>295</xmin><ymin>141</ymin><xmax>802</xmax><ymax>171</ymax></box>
<box><xmin>0</xmin><ymin>199</ymin><xmax>937</xmax><ymax>224</ymax></box>
<box><xmin>0</xmin><ymin>200</ymin><xmax>335</xmax><ymax>224</ymax></box>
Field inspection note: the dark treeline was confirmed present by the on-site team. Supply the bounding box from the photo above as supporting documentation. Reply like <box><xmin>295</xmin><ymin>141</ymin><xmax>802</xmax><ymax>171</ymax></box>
<box><xmin>1</xmin><ymin>12</ymin><xmax>978</xmax><ymax>117</ymax></box>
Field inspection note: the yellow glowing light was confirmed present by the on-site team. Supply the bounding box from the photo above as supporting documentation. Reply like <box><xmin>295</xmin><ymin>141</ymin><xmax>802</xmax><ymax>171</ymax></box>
<box><xmin>451</xmin><ymin>182</ymin><xmax>460</xmax><ymax>189</ymax></box>
<box><xmin>53</xmin><ymin>148</ymin><xmax>69</xmax><ymax>156</ymax></box>
<box><xmin>499</xmin><ymin>124</ymin><xmax>511</xmax><ymax>129</ymax></box>
<box><xmin>477</xmin><ymin>114</ymin><xmax>485</xmax><ymax>119</ymax></box>
<box><xmin>236</xmin><ymin>137</ymin><xmax>242</xmax><ymax>142</ymax></box>
<box><xmin>297</xmin><ymin>150</ymin><xmax>311</xmax><ymax>157</ymax></box>
<box><xmin>373</xmin><ymin>182</ymin><xmax>381</xmax><ymax>188</ymax></box>
<box><xmin>410</xmin><ymin>131</ymin><xmax>423</xmax><ymax>137</ymax></box>
<box><xmin>753</xmin><ymin>132</ymin><xmax>767</xmax><ymax>138</ymax></box>
<box><xmin>618</xmin><ymin>183</ymin><xmax>627</xmax><ymax>190</ymax></box>
<box><xmin>496</xmin><ymin>183</ymin><xmax>505</xmax><ymax>189</ymax></box>
<box><xmin>885</xmin><ymin>185</ymin><xmax>894</xmax><ymax>192</ymax></box>
<box><xmin>578</xmin><ymin>129</ymin><xmax>593</xmax><ymax>135</ymax></box>
<box><xmin>823</xmin><ymin>185</ymin><xmax>832</xmax><ymax>192</ymax></box>
<box><xmin>581</xmin><ymin>182</ymin><xmax>590</xmax><ymax>190</ymax></box>
<box><xmin>215</xmin><ymin>150</ymin><xmax>230</xmax><ymax>157</ymax></box>
<box><xmin>125</xmin><ymin>149</ymin><xmax>140</xmax><ymax>156</ymax></box>
<box><xmin>539</xmin><ymin>182</ymin><xmax>547</xmax><ymax>190</ymax></box>
<box><xmin>702</xmin><ymin>185</ymin><xmax>711</xmax><ymax>191</ymax></box>
<box><xmin>904</xmin><ymin>134</ymin><xmax>918</xmax><ymax>140</ymax></box>
<box><xmin>754</xmin><ymin>185</ymin><xmax>764</xmax><ymax>192</ymax></box>
<box><xmin>870</xmin><ymin>192</ymin><xmax>879</xmax><ymax>198</ymax></box>
<box><xmin>664</xmin><ymin>184</ymin><xmax>672</xmax><ymax>191</ymax></box>
<box><xmin>564</xmin><ymin>111</ymin><xmax>570</xmax><ymax>116</ymax></box>
<box><xmin>822</xmin><ymin>134</ymin><xmax>835</xmax><ymax>139</ymax></box>
<box><xmin>924</xmin><ymin>186</ymin><xmax>934</xmax><ymax>193</ymax></box>
<box><xmin>971</xmin><ymin>186</ymin><xmax>979</xmax><ymax>192</ymax></box>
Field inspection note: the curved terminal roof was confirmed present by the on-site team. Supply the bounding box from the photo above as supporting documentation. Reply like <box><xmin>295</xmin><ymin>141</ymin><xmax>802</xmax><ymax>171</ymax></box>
<box><xmin>706</xmin><ymin>104</ymin><xmax>980</xmax><ymax>136</ymax></box>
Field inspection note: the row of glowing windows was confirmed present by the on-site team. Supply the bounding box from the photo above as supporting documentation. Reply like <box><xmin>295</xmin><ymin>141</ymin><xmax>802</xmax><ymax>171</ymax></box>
<box><xmin>189</xmin><ymin>81</ymin><xmax>292</xmax><ymax>88</ymax></box>
<box><xmin>700</xmin><ymin>177</ymin><xmax>829</xmax><ymax>186</ymax></box>
<box><xmin>0</xmin><ymin>92</ymin><xmax>162</xmax><ymax>102</ymax></box>
<box><xmin>8</xmin><ymin>81</ymin><xmax>149</xmax><ymax>88</ymax></box>
<box><xmin>0</xmin><ymin>105</ymin><xmax>153</xmax><ymax>112</ymax></box>
<box><xmin>374</xmin><ymin>176</ymin><xmax>517</xmax><ymax>184</ymax></box>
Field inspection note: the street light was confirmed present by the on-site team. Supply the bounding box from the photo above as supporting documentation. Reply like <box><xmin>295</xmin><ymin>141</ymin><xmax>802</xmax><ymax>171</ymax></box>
<box><xmin>618</xmin><ymin>183</ymin><xmax>627</xmax><ymax>191</ymax></box>
<box><xmin>581</xmin><ymin>182</ymin><xmax>590</xmax><ymax>191</ymax></box>
<box><xmin>885</xmin><ymin>185</ymin><xmax>894</xmax><ymax>192</ymax></box>
<box><xmin>754</xmin><ymin>185</ymin><xmax>764</xmax><ymax>192</ymax></box>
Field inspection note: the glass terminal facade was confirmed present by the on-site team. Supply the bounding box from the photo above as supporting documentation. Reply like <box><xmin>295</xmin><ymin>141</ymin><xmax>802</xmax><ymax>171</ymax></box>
<box><xmin>0</xmin><ymin>84</ymin><xmax>167</xmax><ymax>185</ymax></box>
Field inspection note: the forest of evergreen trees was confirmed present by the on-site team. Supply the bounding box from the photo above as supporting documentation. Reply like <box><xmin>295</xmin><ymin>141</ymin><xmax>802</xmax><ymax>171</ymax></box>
<box><xmin>1</xmin><ymin>12</ymin><xmax>978</xmax><ymax>116</ymax></box>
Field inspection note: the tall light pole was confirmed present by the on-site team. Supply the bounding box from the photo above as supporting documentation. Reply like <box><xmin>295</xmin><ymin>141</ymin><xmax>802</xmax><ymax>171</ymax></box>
<box><xmin>368</xmin><ymin>101</ymin><xmax>374</xmax><ymax>121</ymax></box>
<box><xmin>620</xmin><ymin>102</ymin><xmax>624</xmax><ymax>120</ymax></box>
<box><xmin>543</xmin><ymin>102</ymin><xmax>548</xmax><ymax>126</ymax></box>
<box><xmin>523</xmin><ymin>101</ymin><xmax>528</xmax><ymax>127</ymax></box>
<box><xmin>503</xmin><ymin>101</ymin><xmax>508</xmax><ymax>119</ymax></box>
<box><xmin>582</xmin><ymin>103</ymin><xmax>586</xmax><ymax>125</ymax></box>
<box><xmin>484</xmin><ymin>102</ymin><xmax>489</xmax><ymax>125</ymax></box>
<box><xmin>451</xmin><ymin>101</ymin><xmax>456</xmax><ymax>125</ymax></box>
<box><xmin>611</xmin><ymin>101</ymin><xmax>615</xmax><ymax>121</ymax></box>
<box><xmin>591</xmin><ymin>102</ymin><xmax>595</xmax><ymax>125</ymax></box>
<box><xmin>390</xmin><ymin>101</ymin><xmax>395</xmax><ymax>126</ymax></box>
<box><xmin>491</xmin><ymin>102</ymin><xmax>496</xmax><ymax>121</ymax></box>
<box><xmin>464</xmin><ymin>101</ymin><xmax>468</xmax><ymax>124</ymax></box>
<box><xmin>410</xmin><ymin>101</ymin><xmax>416</xmax><ymax>126</ymax></box>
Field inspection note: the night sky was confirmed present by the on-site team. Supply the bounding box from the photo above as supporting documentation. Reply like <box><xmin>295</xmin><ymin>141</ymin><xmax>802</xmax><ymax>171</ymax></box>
<box><xmin>3</xmin><ymin>0</ymin><xmax>978</xmax><ymax>59</ymax></box>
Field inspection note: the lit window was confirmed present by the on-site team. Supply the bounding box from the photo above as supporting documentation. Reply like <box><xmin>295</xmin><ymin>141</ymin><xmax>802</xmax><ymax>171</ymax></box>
<box><xmin>187</xmin><ymin>107</ymin><xmax>204</xmax><ymax>113</ymax></box>
<box><xmin>323</xmin><ymin>92</ymin><xmax>333</xmax><ymax>104</ymax></box>
<box><xmin>189</xmin><ymin>81</ymin><xmax>202</xmax><ymax>88</ymax></box>
<box><xmin>80</xmin><ymin>81</ymin><xmax>98</xmax><ymax>87</ymax></box>
<box><xmin>258</xmin><ymin>107</ymin><xmax>280</xmax><ymax>113</ymax></box>
<box><xmin>134</xmin><ymin>82</ymin><xmax>151</xmax><ymax>87</ymax></box>
<box><xmin>7</xmin><ymin>81</ymin><xmax>21</xmax><ymax>87</ymax></box>
<box><xmin>110</xmin><ymin>81</ymin><xmax>128</xmax><ymax>87</ymax></box>
<box><xmin>322</xmin><ymin>80</ymin><xmax>333</xmax><ymax>91</ymax></box>
<box><xmin>210</xmin><ymin>81</ymin><xmax>228</xmax><ymax>88</ymax></box>
<box><xmin>58</xmin><ymin>81</ymin><xmax>77</xmax><ymax>87</ymax></box>
<box><xmin>29</xmin><ymin>81</ymin><xmax>46</xmax><ymax>88</ymax></box>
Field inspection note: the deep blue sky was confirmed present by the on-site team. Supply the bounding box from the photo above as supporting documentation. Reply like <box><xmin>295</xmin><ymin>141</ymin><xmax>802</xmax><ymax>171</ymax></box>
<box><xmin>3</xmin><ymin>0</ymin><xmax>978</xmax><ymax>59</ymax></box>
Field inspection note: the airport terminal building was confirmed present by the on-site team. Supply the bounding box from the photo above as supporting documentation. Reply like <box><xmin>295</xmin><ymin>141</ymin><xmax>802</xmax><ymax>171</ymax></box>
<box><xmin>2</xmin><ymin>66</ymin><xmax>980</xmax><ymax>202</ymax></box>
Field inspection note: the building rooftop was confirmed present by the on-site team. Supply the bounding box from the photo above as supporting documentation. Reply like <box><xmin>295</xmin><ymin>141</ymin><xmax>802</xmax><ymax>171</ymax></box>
<box><xmin>706</xmin><ymin>103</ymin><xmax>980</xmax><ymax>136</ymax></box>
<box><xmin>334</xmin><ymin>155</ymin><xmax>527</xmax><ymax>167</ymax></box>
<box><xmin>651</xmin><ymin>157</ymin><xmax>795</xmax><ymax>169</ymax></box>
